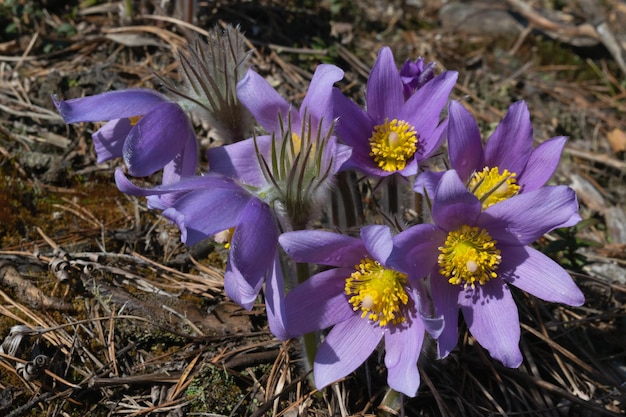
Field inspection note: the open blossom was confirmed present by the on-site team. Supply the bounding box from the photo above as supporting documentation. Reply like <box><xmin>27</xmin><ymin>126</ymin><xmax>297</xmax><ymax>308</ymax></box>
<box><xmin>332</xmin><ymin>46</ymin><xmax>457</xmax><ymax>178</ymax></box>
<box><xmin>396</xmin><ymin>170</ymin><xmax>584</xmax><ymax>367</ymax></box>
<box><xmin>279</xmin><ymin>225</ymin><xmax>443</xmax><ymax>397</ymax></box>
<box><xmin>53</xmin><ymin>89</ymin><xmax>197</xmax><ymax>184</ymax></box>
<box><xmin>417</xmin><ymin>100</ymin><xmax>569</xmax><ymax>210</ymax></box>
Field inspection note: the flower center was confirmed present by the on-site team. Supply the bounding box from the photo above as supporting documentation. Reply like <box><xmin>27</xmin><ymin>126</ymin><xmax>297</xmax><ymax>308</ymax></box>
<box><xmin>345</xmin><ymin>257</ymin><xmax>409</xmax><ymax>326</ymax></box>
<box><xmin>468</xmin><ymin>166</ymin><xmax>520</xmax><ymax>209</ymax></box>
<box><xmin>368</xmin><ymin>118</ymin><xmax>418</xmax><ymax>172</ymax></box>
<box><xmin>438</xmin><ymin>225</ymin><xmax>501</xmax><ymax>288</ymax></box>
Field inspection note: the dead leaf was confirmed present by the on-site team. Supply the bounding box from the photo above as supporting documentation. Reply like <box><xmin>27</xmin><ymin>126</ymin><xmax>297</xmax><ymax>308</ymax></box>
<box><xmin>607</xmin><ymin>128</ymin><xmax>626</xmax><ymax>153</ymax></box>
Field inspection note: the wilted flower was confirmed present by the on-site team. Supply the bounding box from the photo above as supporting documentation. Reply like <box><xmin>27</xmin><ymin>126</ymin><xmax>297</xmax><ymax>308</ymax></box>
<box><xmin>279</xmin><ymin>225</ymin><xmax>443</xmax><ymax>397</ymax></box>
<box><xmin>160</xmin><ymin>25</ymin><xmax>255</xmax><ymax>143</ymax></box>
<box><xmin>417</xmin><ymin>100</ymin><xmax>568</xmax><ymax>210</ymax></box>
<box><xmin>53</xmin><ymin>89</ymin><xmax>197</xmax><ymax>184</ymax></box>
<box><xmin>332</xmin><ymin>46</ymin><xmax>457</xmax><ymax>178</ymax></box>
<box><xmin>396</xmin><ymin>170</ymin><xmax>584</xmax><ymax>367</ymax></box>
<box><xmin>400</xmin><ymin>57</ymin><xmax>436</xmax><ymax>100</ymax></box>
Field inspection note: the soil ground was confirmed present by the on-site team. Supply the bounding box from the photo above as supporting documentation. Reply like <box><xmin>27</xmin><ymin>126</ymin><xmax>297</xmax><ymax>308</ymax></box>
<box><xmin>0</xmin><ymin>1</ymin><xmax>625</xmax><ymax>416</ymax></box>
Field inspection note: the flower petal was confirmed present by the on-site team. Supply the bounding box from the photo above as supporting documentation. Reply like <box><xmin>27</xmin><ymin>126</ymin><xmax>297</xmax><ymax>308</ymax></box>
<box><xmin>391</xmin><ymin>223</ymin><xmax>443</xmax><ymax>277</ymax></box>
<box><xmin>115</xmin><ymin>168</ymin><xmax>236</xmax><ymax>198</ymax></box>
<box><xmin>332</xmin><ymin>87</ymin><xmax>375</xmax><ymax>150</ymax></box>
<box><xmin>361</xmin><ymin>225</ymin><xmax>393</xmax><ymax>265</ymax></box>
<box><xmin>265</xmin><ymin>254</ymin><xmax>289</xmax><ymax>340</ymax></box>
<box><xmin>284</xmin><ymin>268</ymin><xmax>355</xmax><ymax>335</ymax></box>
<box><xmin>123</xmin><ymin>102</ymin><xmax>193</xmax><ymax>177</ymax></box>
<box><xmin>501</xmin><ymin>246</ymin><xmax>584</xmax><ymax>306</ymax></box>
<box><xmin>432</xmin><ymin>170</ymin><xmax>481</xmax><ymax>231</ymax></box>
<box><xmin>366</xmin><ymin>47</ymin><xmax>404</xmax><ymax>121</ymax></box>
<box><xmin>459</xmin><ymin>280</ymin><xmax>522</xmax><ymax>367</ymax></box>
<box><xmin>53</xmin><ymin>89</ymin><xmax>168</xmax><ymax>123</ymax></box>
<box><xmin>420</xmin><ymin>117</ymin><xmax>448</xmax><ymax>160</ymax></box>
<box><xmin>160</xmin><ymin>183</ymin><xmax>252</xmax><ymax>245</ymax></box>
<box><xmin>92</xmin><ymin>119</ymin><xmax>131</xmax><ymax>163</ymax></box>
<box><xmin>237</xmin><ymin>68</ymin><xmax>297</xmax><ymax>133</ymax></box>
<box><xmin>479</xmin><ymin>185</ymin><xmax>580</xmax><ymax>245</ymax></box>
<box><xmin>279</xmin><ymin>230</ymin><xmax>367</xmax><ymax>267</ymax></box>
<box><xmin>447</xmin><ymin>101</ymin><xmax>485</xmax><ymax>182</ymax></box>
<box><xmin>400</xmin><ymin>71</ymin><xmax>458</xmax><ymax>142</ymax></box>
<box><xmin>430</xmin><ymin>269</ymin><xmax>461</xmax><ymax>359</ymax></box>
<box><xmin>384</xmin><ymin>292</ymin><xmax>425</xmax><ymax>397</ymax></box>
<box><xmin>206</xmin><ymin>135</ymin><xmax>271</xmax><ymax>187</ymax></box>
<box><xmin>413</xmin><ymin>170</ymin><xmax>443</xmax><ymax>199</ymax></box>
<box><xmin>225</xmin><ymin>199</ymin><xmax>278</xmax><ymax>309</ymax></box>
<box><xmin>314</xmin><ymin>317</ymin><xmax>382</xmax><ymax>389</ymax></box>
<box><xmin>517</xmin><ymin>136</ymin><xmax>567</xmax><ymax>192</ymax></box>
<box><xmin>161</xmin><ymin>130</ymin><xmax>199</xmax><ymax>185</ymax></box>
<box><xmin>484</xmin><ymin>101</ymin><xmax>533</xmax><ymax>175</ymax></box>
<box><xmin>301</xmin><ymin>64</ymin><xmax>344</xmax><ymax>133</ymax></box>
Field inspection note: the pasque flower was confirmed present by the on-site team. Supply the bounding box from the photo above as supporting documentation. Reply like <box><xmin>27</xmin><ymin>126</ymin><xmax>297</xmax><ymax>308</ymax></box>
<box><xmin>217</xmin><ymin>63</ymin><xmax>351</xmax><ymax>228</ymax></box>
<box><xmin>279</xmin><ymin>225</ymin><xmax>443</xmax><ymax>397</ymax></box>
<box><xmin>417</xmin><ymin>100</ymin><xmax>569</xmax><ymax>210</ymax></box>
<box><xmin>53</xmin><ymin>89</ymin><xmax>197</xmax><ymax>184</ymax></box>
<box><xmin>396</xmin><ymin>170</ymin><xmax>584</xmax><ymax>367</ymax></box>
<box><xmin>114</xmin><ymin>64</ymin><xmax>350</xmax><ymax>340</ymax></box>
<box><xmin>332</xmin><ymin>46</ymin><xmax>457</xmax><ymax>177</ymax></box>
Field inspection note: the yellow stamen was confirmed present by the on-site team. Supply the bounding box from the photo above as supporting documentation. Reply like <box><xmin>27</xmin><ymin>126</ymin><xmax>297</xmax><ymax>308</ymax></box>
<box><xmin>369</xmin><ymin>118</ymin><xmax>418</xmax><ymax>172</ymax></box>
<box><xmin>345</xmin><ymin>258</ymin><xmax>409</xmax><ymax>326</ymax></box>
<box><xmin>129</xmin><ymin>115</ymin><xmax>143</xmax><ymax>126</ymax></box>
<box><xmin>213</xmin><ymin>227</ymin><xmax>235</xmax><ymax>249</ymax></box>
<box><xmin>438</xmin><ymin>225</ymin><xmax>501</xmax><ymax>288</ymax></box>
<box><xmin>468</xmin><ymin>166</ymin><xmax>520</xmax><ymax>209</ymax></box>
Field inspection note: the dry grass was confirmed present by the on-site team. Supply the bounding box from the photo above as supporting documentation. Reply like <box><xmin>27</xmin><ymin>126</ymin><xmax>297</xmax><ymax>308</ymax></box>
<box><xmin>0</xmin><ymin>0</ymin><xmax>625</xmax><ymax>416</ymax></box>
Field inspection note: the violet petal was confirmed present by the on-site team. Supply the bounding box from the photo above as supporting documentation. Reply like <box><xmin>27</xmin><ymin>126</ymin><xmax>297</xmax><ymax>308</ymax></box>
<box><xmin>314</xmin><ymin>317</ymin><xmax>382</xmax><ymax>389</ymax></box>
<box><xmin>501</xmin><ymin>245</ymin><xmax>584</xmax><ymax>306</ymax></box>
<box><xmin>459</xmin><ymin>280</ymin><xmax>522</xmax><ymax>368</ymax></box>
<box><xmin>447</xmin><ymin>101</ymin><xmax>485</xmax><ymax>182</ymax></box>
<box><xmin>53</xmin><ymin>89</ymin><xmax>168</xmax><ymax>123</ymax></box>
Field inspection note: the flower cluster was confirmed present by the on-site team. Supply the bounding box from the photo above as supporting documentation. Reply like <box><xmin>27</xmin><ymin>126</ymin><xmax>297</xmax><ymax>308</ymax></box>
<box><xmin>54</xmin><ymin>27</ymin><xmax>584</xmax><ymax>399</ymax></box>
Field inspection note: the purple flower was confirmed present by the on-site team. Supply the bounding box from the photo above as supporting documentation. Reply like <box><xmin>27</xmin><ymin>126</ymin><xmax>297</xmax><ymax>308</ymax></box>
<box><xmin>332</xmin><ymin>46</ymin><xmax>457</xmax><ymax>177</ymax></box>
<box><xmin>418</xmin><ymin>100</ymin><xmax>568</xmax><ymax>210</ymax></box>
<box><xmin>279</xmin><ymin>225</ymin><xmax>443</xmax><ymax>397</ymax></box>
<box><xmin>112</xmin><ymin>64</ymin><xmax>351</xmax><ymax>340</ymax></box>
<box><xmin>214</xmin><ymin>63</ymin><xmax>351</xmax><ymax>228</ymax></box>
<box><xmin>53</xmin><ymin>89</ymin><xmax>197</xmax><ymax>184</ymax></box>
<box><xmin>396</xmin><ymin>170</ymin><xmax>584</xmax><ymax>367</ymax></box>
<box><xmin>400</xmin><ymin>57</ymin><xmax>436</xmax><ymax>100</ymax></box>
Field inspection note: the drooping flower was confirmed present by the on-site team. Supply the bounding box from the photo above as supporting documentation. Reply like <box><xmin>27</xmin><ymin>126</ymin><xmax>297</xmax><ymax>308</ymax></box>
<box><xmin>53</xmin><ymin>89</ymin><xmax>197</xmax><ymax>185</ymax></box>
<box><xmin>416</xmin><ymin>100</ymin><xmax>569</xmax><ymax>210</ymax></box>
<box><xmin>332</xmin><ymin>46</ymin><xmax>457</xmax><ymax>178</ymax></box>
<box><xmin>396</xmin><ymin>170</ymin><xmax>584</xmax><ymax>367</ymax></box>
<box><xmin>279</xmin><ymin>225</ymin><xmax>443</xmax><ymax>397</ymax></box>
<box><xmin>399</xmin><ymin>57</ymin><xmax>436</xmax><ymax>100</ymax></box>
